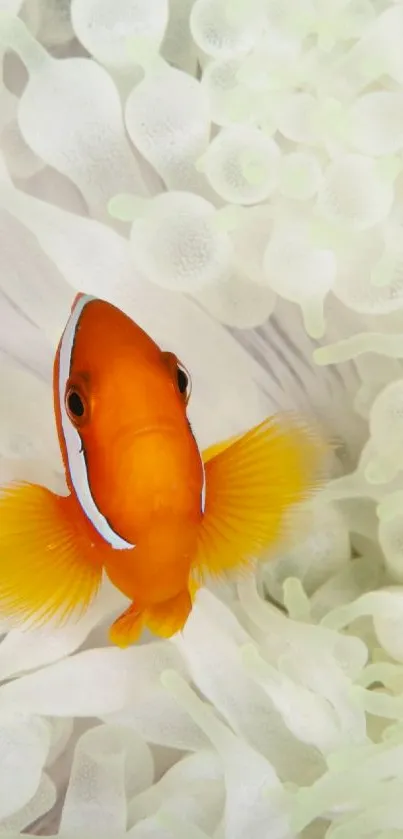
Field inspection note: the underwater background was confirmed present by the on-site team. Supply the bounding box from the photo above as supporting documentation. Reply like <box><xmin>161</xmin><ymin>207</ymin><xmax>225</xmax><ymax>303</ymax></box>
<box><xmin>2</xmin><ymin>1</ymin><xmax>403</xmax><ymax>837</ymax></box>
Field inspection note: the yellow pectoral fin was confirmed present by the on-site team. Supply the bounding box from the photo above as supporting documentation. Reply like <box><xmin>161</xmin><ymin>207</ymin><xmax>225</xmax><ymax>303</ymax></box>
<box><xmin>0</xmin><ymin>482</ymin><xmax>104</xmax><ymax>627</ymax></box>
<box><xmin>202</xmin><ymin>432</ymin><xmax>243</xmax><ymax>464</ymax></box>
<box><xmin>194</xmin><ymin>412</ymin><xmax>327</xmax><ymax>579</ymax></box>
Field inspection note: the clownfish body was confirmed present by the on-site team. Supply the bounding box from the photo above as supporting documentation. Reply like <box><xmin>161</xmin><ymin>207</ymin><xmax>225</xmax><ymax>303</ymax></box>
<box><xmin>0</xmin><ymin>294</ymin><xmax>326</xmax><ymax>646</ymax></box>
<box><xmin>54</xmin><ymin>295</ymin><xmax>205</xmax><ymax>635</ymax></box>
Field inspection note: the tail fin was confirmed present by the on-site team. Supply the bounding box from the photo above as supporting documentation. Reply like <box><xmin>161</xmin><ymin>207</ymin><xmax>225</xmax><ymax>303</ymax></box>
<box><xmin>194</xmin><ymin>413</ymin><xmax>327</xmax><ymax>579</ymax></box>
<box><xmin>0</xmin><ymin>482</ymin><xmax>104</xmax><ymax>628</ymax></box>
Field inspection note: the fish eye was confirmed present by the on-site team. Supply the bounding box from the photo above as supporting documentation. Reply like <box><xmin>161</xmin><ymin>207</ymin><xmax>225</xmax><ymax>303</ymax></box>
<box><xmin>176</xmin><ymin>362</ymin><xmax>191</xmax><ymax>402</ymax></box>
<box><xmin>65</xmin><ymin>387</ymin><xmax>86</xmax><ymax>423</ymax></box>
<box><xmin>161</xmin><ymin>352</ymin><xmax>192</xmax><ymax>403</ymax></box>
<box><xmin>177</xmin><ymin>366</ymin><xmax>188</xmax><ymax>395</ymax></box>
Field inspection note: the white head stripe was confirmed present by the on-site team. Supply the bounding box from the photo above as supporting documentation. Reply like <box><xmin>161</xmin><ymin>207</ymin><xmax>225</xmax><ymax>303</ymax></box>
<box><xmin>59</xmin><ymin>294</ymin><xmax>134</xmax><ymax>550</ymax></box>
<box><xmin>201</xmin><ymin>463</ymin><xmax>206</xmax><ymax>513</ymax></box>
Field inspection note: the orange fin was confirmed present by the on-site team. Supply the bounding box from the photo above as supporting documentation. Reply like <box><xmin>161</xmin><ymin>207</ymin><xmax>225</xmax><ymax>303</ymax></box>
<box><xmin>202</xmin><ymin>433</ymin><xmax>242</xmax><ymax>464</ymax></box>
<box><xmin>144</xmin><ymin>590</ymin><xmax>192</xmax><ymax>638</ymax></box>
<box><xmin>109</xmin><ymin>603</ymin><xmax>143</xmax><ymax>647</ymax></box>
<box><xmin>0</xmin><ymin>482</ymin><xmax>103</xmax><ymax>627</ymax></box>
<box><xmin>194</xmin><ymin>413</ymin><xmax>327</xmax><ymax>579</ymax></box>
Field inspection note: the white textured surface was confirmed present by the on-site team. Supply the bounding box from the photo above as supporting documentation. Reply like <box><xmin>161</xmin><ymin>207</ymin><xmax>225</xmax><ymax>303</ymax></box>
<box><xmin>1</xmin><ymin>1</ymin><xmax>403</xmax><ymax>838</ymax></box>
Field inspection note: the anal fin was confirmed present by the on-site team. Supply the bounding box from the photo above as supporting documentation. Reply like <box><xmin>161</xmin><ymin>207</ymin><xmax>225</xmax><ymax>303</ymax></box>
<box><xmin>144</xmin><ymin>590</ymin><xmax>192</xmax><ymax>638</ymax></box>
<box><xmin>108</xmin><ymin>603</ymin><xmax>143</xmax><ymax>648</ymax></box>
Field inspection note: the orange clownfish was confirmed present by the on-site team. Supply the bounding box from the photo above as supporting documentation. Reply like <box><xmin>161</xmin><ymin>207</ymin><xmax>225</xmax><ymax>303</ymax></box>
<box><xmin>0</xmin><ymin>294</ymin><xmax>325</xmax><ymax>646</ymax></box>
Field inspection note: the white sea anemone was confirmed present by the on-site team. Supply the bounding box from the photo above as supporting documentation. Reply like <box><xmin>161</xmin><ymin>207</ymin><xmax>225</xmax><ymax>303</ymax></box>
<box><xmin>1</xmin><ymin>1</ymin><xmax>403</xmax><ymax>838</ymax></box>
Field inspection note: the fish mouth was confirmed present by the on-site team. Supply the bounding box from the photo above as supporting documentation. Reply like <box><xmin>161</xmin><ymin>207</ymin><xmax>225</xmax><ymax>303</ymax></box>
<box><xmin>120</xmin><ymin>423</ymin><xmax>180</xmax><ymax>441</ymax></box>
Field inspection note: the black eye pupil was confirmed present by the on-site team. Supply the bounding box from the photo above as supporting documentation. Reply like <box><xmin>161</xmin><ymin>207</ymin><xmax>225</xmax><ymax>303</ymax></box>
<box><xmin>177</xmin><ymin>367</ymin><xmax>188</xmax><ymax>395</ymax></box>
<box><xmin>67</xmin><ymin>391</ymin><xmax>84</xmax><ymax>417</ymax></box>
